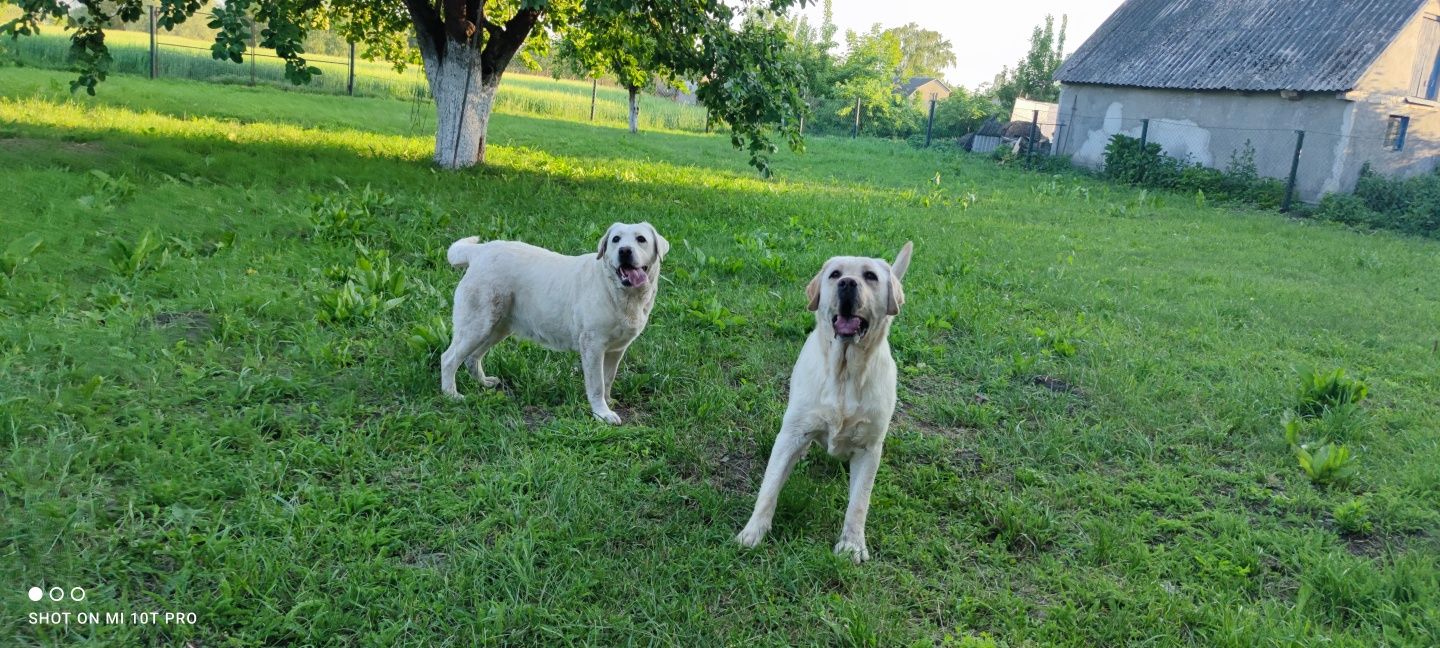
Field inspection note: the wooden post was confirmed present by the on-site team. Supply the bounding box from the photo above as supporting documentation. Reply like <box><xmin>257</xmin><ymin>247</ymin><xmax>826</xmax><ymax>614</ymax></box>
<box><xmin>1139</xmin><ymin>118</ymin><xmax>1150</xmax><ymax>150</ymax></box>
<box><xmin>1282</xmin><ymin>130</ymin><xmax>1306</xmax><ymax>212</ymax></box>
<box><xmin>590</xmin><ymin>79</ymin><xmax>597</xmax><ymax>122</ymax></box>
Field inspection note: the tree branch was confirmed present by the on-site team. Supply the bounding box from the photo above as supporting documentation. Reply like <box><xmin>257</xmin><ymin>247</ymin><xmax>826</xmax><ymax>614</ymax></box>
<box><xmin>402</xmin><ymin>0</ymin><xmax>445</xmax><ymax>58</ymax></box>
<box><xmin>480</xmin><ymin>7</ymin><xmax>540</xmax><ymax>83</ymax></box>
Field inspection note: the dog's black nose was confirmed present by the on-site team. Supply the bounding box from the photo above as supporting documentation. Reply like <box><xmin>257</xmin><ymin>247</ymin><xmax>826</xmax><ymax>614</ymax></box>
<box><xmin>838</xmin><ymin>277</ymin><xmax>857</xmax><ymax>292</ymax></box>
<box><xmin>618</xmin><ymin>247</ymin><xmax>634</xmax><ymax>263</ymax></box>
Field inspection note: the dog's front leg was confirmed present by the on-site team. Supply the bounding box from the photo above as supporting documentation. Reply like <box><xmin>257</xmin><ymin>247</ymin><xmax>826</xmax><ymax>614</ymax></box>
<box><xmin>580</xmin><ymin>335</ymin><xmax>622</xmax><ymax>425</ymax></box>
<box><xmin>835</xmin><ymin>443</ymin><xmax>883</xmax><ymax>563</ymax></box>
<box><xmin>736</xmin><ymin>417</ymin><xmax>812</xmax><ymax>548</ymax></box>
<box><xmin>602</xmin><ymin>346</ymin><xmax>628</xmax><ymax>404</ymax></box>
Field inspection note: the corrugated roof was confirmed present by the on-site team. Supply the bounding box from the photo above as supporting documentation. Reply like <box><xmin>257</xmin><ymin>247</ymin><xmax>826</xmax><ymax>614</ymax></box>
<box><xmin>1056</xmin><ymin>0</ymin><xmax>1426</xmax><ymax>91</ymax></box>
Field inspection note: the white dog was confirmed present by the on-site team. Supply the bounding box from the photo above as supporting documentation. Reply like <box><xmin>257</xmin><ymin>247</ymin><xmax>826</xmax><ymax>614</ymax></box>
<box><xmin>441</xmin><ymin>223</ymin><xmax>668</xmax><ymax>425</ymax></box>
<box><xmin>737</xmin><ymin>242</ymin><xmax>913</xmax><ymax>562</ymax></box>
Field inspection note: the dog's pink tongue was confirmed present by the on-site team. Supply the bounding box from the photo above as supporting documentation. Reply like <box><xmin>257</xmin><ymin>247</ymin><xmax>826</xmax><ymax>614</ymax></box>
<box><xmin>621</xmin><ymin>267</ymin><xmax>649</xmax><ymax>286</ymax></box>
<box><xmin>834</xmin><ymin>316</ymin><xmax>863</xmax><ymax>336</ymax></box>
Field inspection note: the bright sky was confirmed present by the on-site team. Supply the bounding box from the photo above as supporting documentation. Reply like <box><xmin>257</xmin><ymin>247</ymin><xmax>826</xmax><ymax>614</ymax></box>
<box><xmin>795</xmin><ymin>0</ymin><xmax>1127</xmax><ymax>90</ymax></box>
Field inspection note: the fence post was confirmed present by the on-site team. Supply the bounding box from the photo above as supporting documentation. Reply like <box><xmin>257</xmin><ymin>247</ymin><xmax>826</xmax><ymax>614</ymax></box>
<box><xmin>148</xmin><ymin>6</ymin><xmax>157</xmax><ymax>79</ymax></box>
<box><xmin>1027</xmin><ymin>109</ymin><xmax>1039</xmax><ymax>165</ymax></box>
<box><xmin>590</xmin><ymin>79</ymin><xmax>597</xmax><ymax>122</ymax></box>
<box><xmin>347</xmin><ymin>42</ymin><xmax>356</xmax><ymax>96</ymax></box>
<box><xmin>1139</xmin><ymin>118</ymin><xmax>1149</xmax><ymax>150</ymax></box>
<box><xmin>925</xmin><ymin>98</ymin><xmax>936</xmax><ymax>147</ymax></box>
<box><xmin>249</xmin><ymin>20</ymin><xmax>257</xmax><ymax>86</ymax></box>
<box><xmin>1282</xmin><ymin>130</ymin><xmax>1306</xmax><ymax>212</ymax></box>
<box><xmin>852</xmin><ymin>96</ymin><xmax>861</xmax><ymax>138</ymax></box>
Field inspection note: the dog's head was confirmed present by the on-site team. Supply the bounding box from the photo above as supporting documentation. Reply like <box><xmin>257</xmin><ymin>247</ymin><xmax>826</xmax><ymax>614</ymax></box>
<box><xmin>805</xmin><ymin>242</ymin><xmax>913</xmax><ymax>343</ymax></box>
<box><xmin>597</xmin><ymin>222</ymin><xmax>669</xmax><ymax>289</ymax></box>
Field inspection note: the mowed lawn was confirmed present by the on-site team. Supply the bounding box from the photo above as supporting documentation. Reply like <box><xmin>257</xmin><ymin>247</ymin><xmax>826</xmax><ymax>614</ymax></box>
<box><xmin>2</xmin><ymin>66</ymin><xmax>1439</xmax><ymax>646</ymax></box>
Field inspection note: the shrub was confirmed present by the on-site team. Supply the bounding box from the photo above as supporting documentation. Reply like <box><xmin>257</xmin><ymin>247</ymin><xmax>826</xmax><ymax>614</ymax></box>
<box><xmin>1284</xmin><ymin>412</ymin><xmax>1359</xmax><ymax>487</ymax></box>
<box><xmin>1103</xmin><ymin>135</ymin><xmax>1287</xmax><ymax>208</ymax></box>
<box><xmin>1317</xmin><ymin>164</ymin><xmax>1440</xmax><ymax>238</ymax></box>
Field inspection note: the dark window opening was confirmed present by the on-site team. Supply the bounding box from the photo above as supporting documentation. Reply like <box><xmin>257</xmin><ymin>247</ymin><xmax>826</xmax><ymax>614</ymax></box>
<box><xmin>1385</xmin><ymin>116</ymin><xmax>1410</xmax><ymax>151</ymax></box>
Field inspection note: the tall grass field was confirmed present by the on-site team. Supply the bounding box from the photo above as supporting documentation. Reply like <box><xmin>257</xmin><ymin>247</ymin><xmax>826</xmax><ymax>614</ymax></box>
<box><xmin>1</xmin><ymin>63</ymin><xmax>1438</xmax><ymax>646</ymax></box>
<box><xmin>3</xmin><ymin>27</ymin><xmax>709</xmax><ymax>133</ymax></box>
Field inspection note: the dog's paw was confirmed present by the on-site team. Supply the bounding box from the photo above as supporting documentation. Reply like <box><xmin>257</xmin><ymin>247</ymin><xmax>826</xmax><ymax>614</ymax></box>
<box><xmin>480</xmin><ymin>377</ymin><xmax>501</xmax><ymax>389</ymax></box>
<box><xmin>442</xmin><ymin>390</ymin><xmax>465</xmax><ymax>401</ymax></box>
<box><xmin>592</xmin><ymin>409</ymin><xmax>622</xmax><ymax>425</ymax></box>
<box><xmin>735</xmin><ymin>524</ymin><xmax>768</xmax><ymax>548</ymax></box>
<box><xmin>833</xmin><ymin>537</ymin><xmax>870</xmax><ymax>563</ymax></box>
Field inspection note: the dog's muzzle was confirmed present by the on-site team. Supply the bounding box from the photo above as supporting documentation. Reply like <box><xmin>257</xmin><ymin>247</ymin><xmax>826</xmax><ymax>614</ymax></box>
<box><xmin>615</xmin><ymin>247</ymin><xmax>650</xmax><ymax>288</ymax></box>
<box><xmin>832</xmin><ymin>278</ymin><xmax>868</xmax><ymax>339</ymax></box>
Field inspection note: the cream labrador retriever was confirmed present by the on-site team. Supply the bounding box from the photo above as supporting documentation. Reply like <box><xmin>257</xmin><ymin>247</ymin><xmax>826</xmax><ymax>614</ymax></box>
<box><xmin>441</xmin><ymin>223</ymin><xmax>668</xmax><ymax>425</ymax></box>
<box><xmin>737</xmin><ymin>242</ymin><xmax>913</xmax><ymax>562</ymax></box>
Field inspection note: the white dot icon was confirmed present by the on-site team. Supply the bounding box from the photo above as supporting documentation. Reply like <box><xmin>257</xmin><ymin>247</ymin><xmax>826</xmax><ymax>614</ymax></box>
<box><xmin>27</xmin><ymin>587</ymin><xmax>42</xmax><ymax>602</ymax></box>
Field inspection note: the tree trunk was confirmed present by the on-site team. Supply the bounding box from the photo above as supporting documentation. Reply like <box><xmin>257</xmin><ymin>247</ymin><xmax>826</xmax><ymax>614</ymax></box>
<box><xmin>627</xmin><ymin>86</ymin><xmax>639</xmax><ymax>134</ymax></box>
<box><xmin>424</xmin><ymin>43</ymin><xmax>499</xmax><ymax>169</ymax></box>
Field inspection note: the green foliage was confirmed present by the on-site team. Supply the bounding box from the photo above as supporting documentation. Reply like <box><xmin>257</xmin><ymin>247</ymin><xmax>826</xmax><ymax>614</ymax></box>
<box><xmin>306</xmin><ymin>182</ymin><xmax>389</xmax><ymax>240</ymax></box>
<box><xmin>1315</xmin><ymin>164</ymin><xmax>1440</xmax><ymax>238</ymax></box>
<box><xmin>885</xmin><ymin>23</ymin><xmax>956</xmax><ymax>80</ymax></box>
<box><xmin>929</xmin><ymin>87</ymin><xmax>999</xmax><ymax>139</ymax></box>
<box><xmin>1284</xmin><ymin>412</ymin><xmax>1359</xmax><ymax>486</ymax></box>
<box><xmin>1296</xmin><ymin>368</ymin><xmax>1368</xmax><ymax>418</ymax></box>
<box><xmin>1103</xmin><ymin>134</ymin><xmax>1286</xmax><ymax>208</ymax></box>
<box><xmin>5</xmin><ymin>67</ymin><xmax>1440</xmax><ymax>646</ymax></box>
<box><xmin>319</xmin><ymin>245</ymin><xmax>410</xmax><ymax>323</ymax></box>
<box><xmin>989</xmin><ymin>14</ymin><xmax>1066</xmax><ymax>108</ymax></box>
<box><xmin>685</xmin><ymin>297</ymin><xmax>747</xmax><ymax>330</ymax></box>
<box><xmin>106</xmin><ymin>230</ymin><xmax>167</xmax><ymax>276</ymax></box>
<box><xmin>1333</xmin><ymin>498</ymin><xmax>1373</xmax><ymax>535</ymax></box>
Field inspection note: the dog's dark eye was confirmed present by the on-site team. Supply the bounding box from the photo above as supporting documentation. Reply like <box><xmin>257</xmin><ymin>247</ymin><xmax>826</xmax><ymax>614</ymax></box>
<box><xmin>611</xmin><ymin>235</ymin><xmax>621</xmax><ymax>243</ymax></box>
<box><xmin>636</xmin><ymin>236</ymin><xmax>647</xmax><ymax>243</ymax></box>
<box><xmin>829</xmin><ymin>270</ymin><xmax>842</xmax><ymax>280</ymax></box>
<box><xmin>863</xmin><ymin>271</ymin><xmax>878</xmax><ymax>282</ymax></box>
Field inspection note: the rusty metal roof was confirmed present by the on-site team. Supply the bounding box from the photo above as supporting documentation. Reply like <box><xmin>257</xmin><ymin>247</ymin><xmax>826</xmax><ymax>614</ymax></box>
<box><xmin>1056</xmin><ymin>0</ymin><xmax>1426</xmax><ymax>91</ymax></box>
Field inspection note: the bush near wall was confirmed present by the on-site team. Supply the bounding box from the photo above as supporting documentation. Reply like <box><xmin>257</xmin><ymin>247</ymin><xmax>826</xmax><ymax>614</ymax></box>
<box><xmin>1102</xmin><ymin>134</ymin><xmax>1286</xmax><ymax>208</ymax></box>
<box><xmin>1313</xmin><ymin>165</ymin><xmax>1440</xmax><ymax>239</ymax></box>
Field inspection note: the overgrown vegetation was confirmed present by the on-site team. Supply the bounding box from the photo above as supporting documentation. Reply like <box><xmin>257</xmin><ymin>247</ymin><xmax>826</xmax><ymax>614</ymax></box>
<box><xmin>3</xmin><ymin>67</ymin><xmax>1439</xmax><ymax>645</ymax></box>
<box><xmin>1102</xmin><ymin>134</ymin><xmax>1287</xmax><ymax>208</ymax></box>
<box><xmin>1314</xmin><ymin>163</ymin><xmax>1440</xmax><ymax>239</ymax></box>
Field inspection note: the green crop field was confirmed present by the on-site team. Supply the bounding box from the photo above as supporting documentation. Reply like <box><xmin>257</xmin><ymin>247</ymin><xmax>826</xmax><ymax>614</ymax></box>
<box><xmin>2</xmin><ymin>65</ymin><xmax>1438</xmax><ymax>646</ymax></box>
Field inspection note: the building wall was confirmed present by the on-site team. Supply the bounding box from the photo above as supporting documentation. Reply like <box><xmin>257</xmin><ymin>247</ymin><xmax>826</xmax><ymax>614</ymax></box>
<box><xmin>1342</xmin><ymin>1</ymin><xmax>1440</xmax><ymax>188</ymax></box>
<box><xmin>1056</xmin><ymin>85</ymin><xmax>1351</xmax><ymax>200</ymax></box>
<box><xmin>1056</xmin><ymin>2</ymin><xmax>1440</xmax><ymax>201</ymax></box>
<box><xmin>1010</xmin><ymin>98</ymin><xmax>1060</xmax><ymax>141</ymax></box>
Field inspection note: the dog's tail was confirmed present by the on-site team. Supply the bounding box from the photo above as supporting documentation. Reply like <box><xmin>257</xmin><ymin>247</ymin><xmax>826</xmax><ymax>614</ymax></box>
<box><xmin>447</xmin><ymin>236</ymin><xmax>483</xmax><ymax>269</ymax></box>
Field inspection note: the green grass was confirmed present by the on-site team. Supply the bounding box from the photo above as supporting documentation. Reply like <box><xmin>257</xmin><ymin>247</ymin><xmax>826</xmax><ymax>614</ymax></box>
<box><xmin>4</xmin><ymin>28</ymin><xmax>709</xmax><ymax>132</ymax></box>
<box><xmin>3</xmin><ymin>64</ymin><xmax>1439</xmax><ymax>646</ymax></box>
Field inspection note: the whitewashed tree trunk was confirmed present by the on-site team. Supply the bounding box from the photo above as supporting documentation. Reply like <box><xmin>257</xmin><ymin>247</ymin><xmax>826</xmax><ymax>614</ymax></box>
<box><xmin>627</xmin><ymin>86</ymin><xmax>639</xmax><ymax>134</ymax></box>
<box><xmin>424</xmin><ymin>44</ymin><xmax>500</xmax><ymax>169</ymax></box>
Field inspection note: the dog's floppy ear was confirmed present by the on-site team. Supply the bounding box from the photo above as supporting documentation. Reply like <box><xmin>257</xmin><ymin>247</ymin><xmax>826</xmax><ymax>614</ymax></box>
<box><xmin>642</xmin><ymin>222</ymin><xmax>669</xmax><ymax>261</ymax></box>
<box><xmin>805</xmin><ymin>266</ymin><xmax>824</xmax><ymax>312</ymax></box>
<box><xmin>596</xmin><ymin>223</ymin><xmax>620</xmax><ymax>260</ymax></box>
<box><xmin>886</xmin><ymin>242</ymin><xmax>913</xmax><ymax>316</ymax></box>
